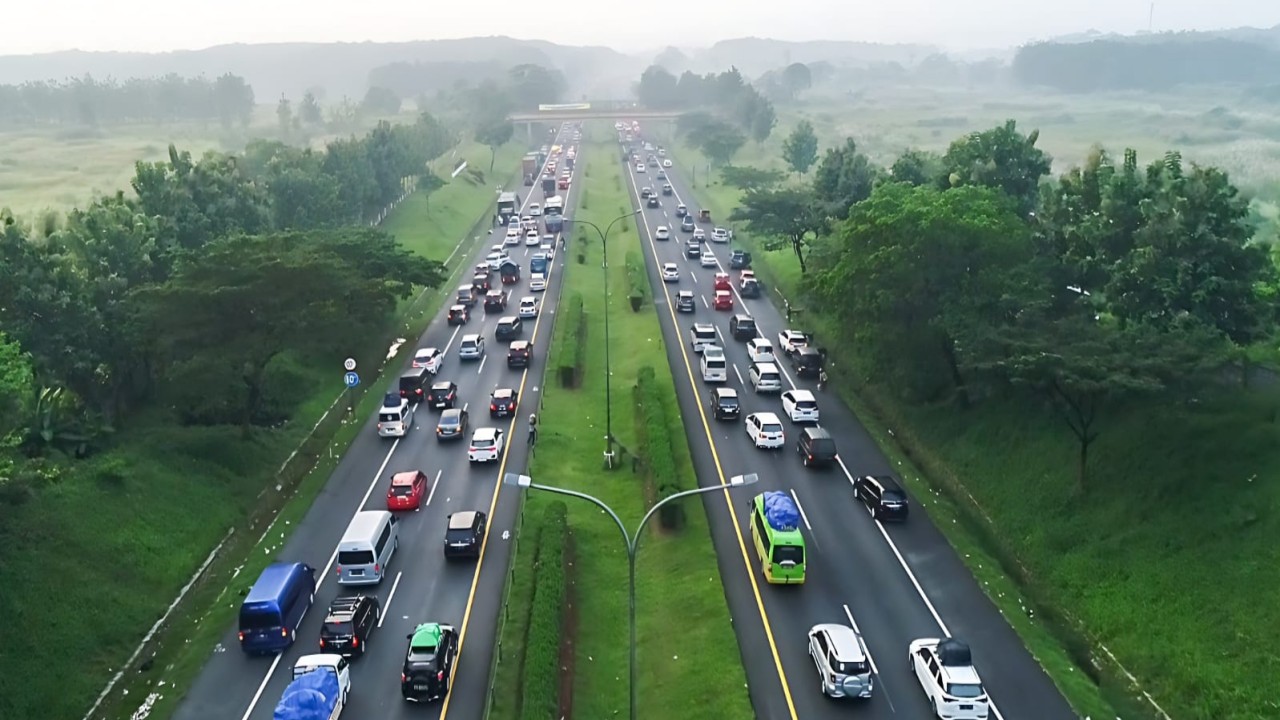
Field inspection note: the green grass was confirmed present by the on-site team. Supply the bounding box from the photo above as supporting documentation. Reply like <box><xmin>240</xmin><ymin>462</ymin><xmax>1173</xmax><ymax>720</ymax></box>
<box><xmin>487</xmin><ymin>129</ymin><xmax>753</xmax><ymax>720</ymax></box>
<box><xmin>0</xmin><ymin>138</ymin><xmax>527</xmax><ymax>720</ymax></box>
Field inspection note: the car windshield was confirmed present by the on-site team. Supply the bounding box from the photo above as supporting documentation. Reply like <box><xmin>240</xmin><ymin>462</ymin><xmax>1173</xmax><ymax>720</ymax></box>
<box><xmin>321</xmin><ymin>621</ymin><xmax>353</xmax><ymax>637</ymax></box>
<box><xmin>947</xmin><ymin>683</ymin><xmax>985</xmax><ymax>699</ymax></box>
<box><xmin>472</xmin><ymin>439</ymin><xmax>493</xmax><ymax>448</ymax></box>
<box><xmin>239</xmin><ymin>607</ymin><xmax>279</xmax><ymax>630</ymax></box>
<box><xmin>408</xmin><ymin>645</ymin><xmax>438</xmax><ymax>663</ymax></box>
<box><xmin>835</xmin><ymin>659</ymin><xmax>869</xmax><ymax>675</ymax></box>
<box><xmin>378</xmin><ymin>412</ymin><xmax>400</xmax><ymax>422</ymax></box>
<box><xmin>772</xmin><ymin>544</ymin><xmax>805</xmax><ymax>564</ymax></box>
<box><xmin>762</xmin><ymin>423</ymin><xmax>783</xmax><ymax>434</ymax></box>
<box><xmin>883</xmin><ymin>490</ymin><xmax>907</xmax><ymax>503</ymax></box>
<box><xmin>445</xmin><ymin>528</ymin><xmax>474</xmax><ymax>543</ymax></box>
<box><xmin>718</xmin><ymin>397</ymin><xmax>739</xmax><ymax>407</ymax></box>
<box><xmin>338</xmin><ymin>550</ymin><xmax>375</xmax><ymax>565</ymax></box>
<box><xmin>796</xmin><ymin>400</ymin><xmax>817</xmax><ymax>409</ymax></box>
<box><xmin>391</xmin><ymin>484</ymin><xmax>415</xmax><ymax>496</ymax></box>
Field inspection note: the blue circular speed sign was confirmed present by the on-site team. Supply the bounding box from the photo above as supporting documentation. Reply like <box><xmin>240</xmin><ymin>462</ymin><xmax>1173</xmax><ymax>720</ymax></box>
<box><xmin>344</xmin><ymin>372</ymin><xmax>360</xmax><ymax>388</ymax></box>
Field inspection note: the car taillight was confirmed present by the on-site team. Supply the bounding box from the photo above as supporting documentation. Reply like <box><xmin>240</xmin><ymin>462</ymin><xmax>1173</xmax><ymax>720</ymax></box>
<box><xmin>437</xmin><ymin>671</ymin><xmax>445</xmax><ymax>681</ymax></box>
<box><xmin>319</xmin><ymin>638</ymin><xmax>326</xmax><ymax>648</ymax></box>
<box><xmin>281</xmin><ymin>628</ymin><xmax>289</xmax><ymax>637</ymax></box>
<box><xmin>416</xmin><ymin>388</ymin><xmax>423</xmax><ymax>395</ymax></box>
<box><xmin>376</xmin><ymin>423</ymin><xmax>382</xmax><ymax>429</ymax></box>
<box><xmin>400</xmin><ymin>389</ymin><xmax>407</xmax><ymax>396</ymax></box>
<box><xmin>336</xmin><ymin>566</ymin><xmax>342</xmax><ymax>575</ymax></box>
<box><xmin>490</xmin><ymin>404</ymin><xmax>497</xmax><ymax>411</ymax></box>
<box><xmin>237</xmin><ymin>631</ymin><xmax>245</xmax><ymax>642</ymax></box>
<box><xmin>401</xmin><ymin>673</ymin><xmax>407</xmax><ymax>683</ymax></box>
<box><xmin>352</xmin><ymin>636</ymin><xmax>359</xmax><ymax>647</ymax></box>
<box><xmin>374</xmin><ymin>563</ymin><xmax>381</xmax><ymax>574</ymax></box>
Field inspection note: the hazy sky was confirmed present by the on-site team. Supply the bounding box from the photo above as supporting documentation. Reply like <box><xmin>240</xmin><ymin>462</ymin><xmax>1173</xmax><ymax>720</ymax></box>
<box><xmin>7</xmin><ymin>0</ymin><xmax>1278</xmax><ymax>55</ymax></box>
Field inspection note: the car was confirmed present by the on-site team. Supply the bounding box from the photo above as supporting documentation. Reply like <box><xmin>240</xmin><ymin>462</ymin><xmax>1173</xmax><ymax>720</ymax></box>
<box><xmin>540</xmin><ymin>243</ymin><xmax>555</xmax><ymax>259</ymax></box>
<box><xmin>385</xmin><ymin>468</ymin><xmax>430</xmax><ymax>512</ymax></box>
<box><xmin>503</xmin><ymin>232</ymin><xmax>520</xmax><ymax>247</ymax></box>
<box><xmin>661</xmin><ymin>262</ymin><xmax>680</xmax><ymax>282</ymax></box>
<box><xmin>458</xmin><ymin>334</ymin><xmax>485</xmax><ymax>360</ymax></box>
<box><xmin>471</xmin><ymin>274</ymin><xmax>490</xmax><ymax>292</ymax></box>
<box><xmin>713</xmin><ymin>273</ymin><xmax>731</xmax><ymax>290</ymax></box>
<box><xmin>692</xmin><ymin>228</ymin><xmax>706</xmax><ymax>243</ymax></box>
<box><xmin>468</xmin><ymin>427</ymin><xmax>504</xmax><ymax>463</ymax></box>
<box><xmin>489</xmin><ymin>388</ymin><xmax>518</xmax><ymax>418</ymax></box>
<box><xmin>782</xmin><ymin>389</ymin><xmax>820</xmax><ymax>423</ymax></box>
<box><xmin>730</xmin><ymin>314</ymin><xmax>758</xmax><ymax>340</ymax></box>
<box><xmin>494</xmin><ymin>316</ymin><xmax>523</xmax><ymax>341</ymax></box>
<box><xmin>487</xmin><ymin>251</ymin><xmax>509</xmax><ymax>269</ymax></box>
<box><xmin>320</xmin><ymin>594</ymin><xmax>380</xmax><ymax>658</ymax></box>
<box><xmin>663</xmin><ymin>158</ymin><xmax>673</xmax><ymax>168</ymax></box>
<box><xmin>798</xmin><ymin>426</ymin><xmax>838</xmax><ymax>467</ymax></box>
<box><xmin>474</xmin><ymin>262</ymin><xmax>491</xmax><ymax>277</ymax></box>
<box><xmin>529</xmin><ymin>273</ymin><xmax>547</xmax><ymax>291</ymax></box>
<box><xmin>675</xmin><ymin>290</ymin><xmax>696</xmax><ymax>313</ymax></box>
<box><xmin>778</xmin><ymin>329</ymin><xmax>810</xmax><ymax>356</ymax></box>
<box><xmin>662</xmin><ymin>183</ymin><xmax>673</xmax><ymax>196</ymax></box>
<box><xmin>809</xmin><ymin>624</ymin><xmax>873</xmax><ymax>699</ymax></box>
<box><xmin>711</xmin><ymin>227</ymin><xmax>729</xmax><ymax>243</ymax></box>
<box><xmin>401</xmin><ymin>623</ymin><xmax>458</xmax><ymax>703</ymax></box>
<box><xmin>443</xmin><ymin>511</ymin><xmax>487</xmax><ymax>560</ymax></box>
<box><xmin>713</xmin><ymin>290</ymin><xmax>733</xmax><ymax>310</ymax></box>
<box><xmin>558</xmin><ymin>177</ymin><xmax>570</xmax><ymax>190</ymax></box>
<box><xmin>648</xmin><ymin>158</ymin><xmax>658</xmax><ymax>168</ymax></box>
<box><xmin>635</xmin><ymin>163</ymin><xmax>645</xmax><ymax>173</ymax></box>
<box><xmin>747</xmin><ymin>338</ymin><xmax>776</xmax><ymax>363</ymax></box>
<box><xmin>685</xmin><ymin>241</ymin><xmax>701</xmax><ymax>258</ymax></box>
<box><xmin>654</xmin><ymin>225</ymin><xmax>670</xmax><ymax>241</ymax></box>
<box><xmin>641</xmin><ymin>187</ymin><xmax>652</xmax><ymax>199</ymax></box>
<box><xmin>507</xmin><ymin>340</ymin><xmax>532</xmax><ymax>368</ymax></box>
<box><xmin>377</xmin><ymin>395</ymin><xmax>413</xmax><ymax>438</ymax></box>
<box><xmin>730</xmin><ymin>249</ymin><xmax>752</xmax><ymax>269</ymax></box>
<box><xmin>739</xmin><ymin>269</ymin><xmax>757</xmax><ymax>284</ymax></box>
<box><xmin>746</xmin><ymin>411</ymin><xmax>786</xmax><ymax>449</ymax></box>
<box><xmin>520</xmin><ymin>214</ymin><xmax>533</xmax><ymax>226</ymax></box>
<box><xmin>499</xmin><ymin>261</ymin><xmax>521</xmax><ymax>285</ymax></box>
<box><xmin>680</xmin><ymin>215</ymin><xmax>695</xmax><ymax>232</ymax></box>
<box><xmin>435</xmin><ymin>408</ymin><xmax>469</xmax><ymax>441</ymax></box>
<box><xmin>525</xmin><ymin>230</ymin><xmax>540</xmax><ymax>246</ymax></box>
<box><xmin>518</xmin><ymin>296</ymin><xmax>539</xmax><ymax>318</ymax></box>
<box><xmin>855</xmin><ymin>475</ymin><xmax>910</xmax><ymax>521</ymax></box>
<box><xmin>399</xmin><ymin>367</ymin><xmax>431</xmax><ymax>403</ymax></box>
<box><xmin>792</xmin><ymin>346</ymin><xmax>825</xmax><ymax>377</ymax></box>
<box><xmin>646</xmin><ymin>195</ymin><xmax>660</xmax><ymax>208</ymax></box>
<box><xmin>484</xmin><ymin>290</ymin><xmax>508</xmax><ymax>312</ymax></box>
<box><xmin>658</xmin><ymin>147</ymin><xmax>666</xmax><ymax>156</ymax></box>
<box><xmin>700</xmin><ymin>253</ymin><xmax>718</xmax><ymax>268</ymax></box>
<box><xmin>675</xmin><ymin>204</ymin><xmax>687</xmax><ymax>217</ymax></box>
<box><xmin>657</xmin><ymin>170</ymin><xmax>667</xmax><ymax>180</ymax></box>
<box><xmin>909</xmin><ymin>638</ymin><xmax>989</xmax><ymax>719</ymax></box>
<box><xmin>690</xmin><ymin>323</ymin><xmax>717</xmax><ymax>352</ymax></box>
<box><xmin>710</xmin><ymin>387</ymin><xmax>740</xmax><ymax>420</ymax></box>
<box><xmin>528</xmin><ymin>203</ymin><xmax>542</xmax><ymax>217</ymax></box>
<box><xmin>749</xmin><ymin>361</ymin><xmax>783</xmax><ymax>392</ymax></box>
<box><xmin>530</xmin><ymin>252</ymin><xmax>550</xmax><ymax>274</ymax></box>
<box><xmin>740</xmin><ymin>277</ymin><xmax>762</xmax><ymax>298</ymax></box>
<box><xmin>427</xmin><ymin>381</ymin><xmax>458</xmax><ymax>409</ymax></box>
<box><xmin>412</xmin><ymin>347</ymin><xmax>443</xmax><ymax>373</ymax></box>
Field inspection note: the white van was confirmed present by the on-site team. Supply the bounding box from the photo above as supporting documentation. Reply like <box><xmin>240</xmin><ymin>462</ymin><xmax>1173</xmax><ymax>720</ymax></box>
<box><xmin>377</xmin><ymin>398</ymin><xmax>413</xmax><ymax>438</ymax></box>
<box><xmin>336</xmin><ymin>510</ymin><xmax>399</xmax><ymax>585</ymax></box>
<box><xmin>701</xmin><ymin>345</ymin><xmax>728</xmax><ymax>383</ymax></box>
<box><xmin>690</xmin><ymin>323</ymin><xmax>717</xmax><ymax>353</ymax></box>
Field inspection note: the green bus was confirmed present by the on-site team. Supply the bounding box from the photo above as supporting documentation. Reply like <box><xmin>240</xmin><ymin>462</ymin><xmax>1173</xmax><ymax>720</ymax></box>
<box><xmin>748</xmin><ymin>491</ymin><xmax>806</xmax><ymax>584</ymax></box>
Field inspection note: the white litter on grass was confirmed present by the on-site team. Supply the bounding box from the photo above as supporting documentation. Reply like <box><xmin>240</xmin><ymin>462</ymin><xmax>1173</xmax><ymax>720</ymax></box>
<box><xmin>128</xmin><ymin>692</ymin><xmax>162</xmax><ymax>720</ymax></box>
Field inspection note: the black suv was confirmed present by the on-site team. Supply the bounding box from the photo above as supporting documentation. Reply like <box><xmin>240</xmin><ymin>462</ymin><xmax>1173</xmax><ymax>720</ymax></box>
<box><xmin>490</xmin><ymin>388</ymin><xmax>519</xmax><ymax>418</ymax></box>
<box><xmin>401</xmin><ymin>623</ymin><xmax>458</xmax><ymax>703</ymax></box>
<box><xmin>494</xmin><ymin>316</ymin><xmax>523</xmax><ymax>341</ymax></box>
<box><xmin>507</xmin><ymin>340</ymin><xmax>532</xmax><ymax>369</ymax></box>
<box><xmin>729</xmin><ymin>250</ymin><xmax>752</xmax><ymax>269</ymax></box>
<box><xmin>399</xmin><ymin>367</ymin><xmax>431</xmax><ymax>404</ymax></box>
<box><xmin>792</xmin><ymin>347</ymin><xmax>824</xmax><ymax>377</ymax></box>
<box><xmin>662</xmin><ymin>183</ymin><xmax>673</xmax><ymax>196</ymax></box>
<box><xmin>685</xmin><ymin>241</ymin><xmax>701</xmax><ymax>258</ymax></box>
<box><xmin>729</xmin><ymin>314</ymin><xmax>757</xmax><ymax>341</ymax></box>
<box><xmin>427</xmin><ymin>381</ymin><xmax>458</xmax><ymax>410</ymax></box>
<box><xmin>797</xmin><ymin>426</ymin><xmax>838</xmax><ymax>468</ymax></box>
<box><xmin>855</xmin><ymin>475</ymin><xmax>910</xmax><ymax>521</ymax></box>
<box><xmin>447</xmin><ymin>305</ymin><xmax>470</xmax><ymax>325</ymax></box>
<box><xmin>739</xmin><ymin>278</ymin><xmax>761</xmax><ymax>298</ymax></box>
<box><xmin>444</xmin><ymin>510</ymin><xmax>487</xmax><ymax>559</ymax></box>
<box><xmin>484</xmin><ymin>290</ymin><xmax>508</xmax><ymax>312</ymax></box>
<box><xmin>647</xmin><ymin>195</ymin><xmax>660</xmax><ymax>208</ymax></box>
<box><xmin>319</xmin><ymin>594</ymin><xmax>380</xmax><ymax>658</ymax></box>
<box><xmin>710</xmin><ymin>387</ymin><xmax>741</xmax><ymax>421</ymax></box>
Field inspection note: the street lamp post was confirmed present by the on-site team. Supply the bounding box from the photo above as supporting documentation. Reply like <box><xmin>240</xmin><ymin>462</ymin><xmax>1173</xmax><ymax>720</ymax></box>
<box><xmin>505</xmin><ymin>472</ymin><xmax>759</xmax><ymax>720</ymax></box>
<box><xmin>563</xmin><ymin>210</ymin><xmax>641</xmax><ymax>467</ymax></box>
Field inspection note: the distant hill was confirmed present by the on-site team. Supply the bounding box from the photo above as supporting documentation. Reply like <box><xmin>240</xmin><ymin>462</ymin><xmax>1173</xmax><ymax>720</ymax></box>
<box><xmin>0</xmin><ymin>36</ymin><xmax>635</xmax><ymax>102</ymax></box>
<box><xmin>686</xmin><ymin>37</ymin><xmax>941</xmax><ymax>77</ymax></box>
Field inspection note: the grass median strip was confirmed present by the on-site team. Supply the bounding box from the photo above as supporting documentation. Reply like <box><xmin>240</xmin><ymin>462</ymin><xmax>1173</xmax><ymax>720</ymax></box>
<box><xmin>487</xmin><ymin>131</ymin><xmax>753</xmax><ymax>720</ymax></box>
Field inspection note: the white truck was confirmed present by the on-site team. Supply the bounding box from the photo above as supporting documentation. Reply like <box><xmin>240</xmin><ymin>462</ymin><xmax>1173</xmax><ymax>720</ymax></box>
<box><xmin>273</xmin><ymin>654</ymin><xmax>351</xmax><ymax>720</ymax></box>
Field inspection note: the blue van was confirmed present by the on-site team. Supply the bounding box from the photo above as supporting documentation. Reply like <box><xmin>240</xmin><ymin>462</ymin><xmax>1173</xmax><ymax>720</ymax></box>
<box><xmin>238</xmin><ymin>562</ymin><xmax>316</xmax><ymax>655</ymax></box>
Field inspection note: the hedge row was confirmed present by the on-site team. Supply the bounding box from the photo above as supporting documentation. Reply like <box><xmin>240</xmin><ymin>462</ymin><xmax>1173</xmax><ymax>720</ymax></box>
<box><xmin>624</xmin><ymin>250</ymin><xmax>650</xmax><ymax>312</ymax></box>
<box><xmin>634</xmin><ymin>365</ymin><xmax>688</xmax><ymax>530</ymax></box>
<box><xmin>554</xmin><ymin>292</ymin><xmax>586</xmax><ymax>388</ymax></box>
<box><xmin>518</xmin><ymin>500</ymin><xmax>570</xmax><ymax>720</ymax></box>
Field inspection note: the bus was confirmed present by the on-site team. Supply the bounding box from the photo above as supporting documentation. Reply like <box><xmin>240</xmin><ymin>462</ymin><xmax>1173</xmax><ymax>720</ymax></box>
<box><xmin>544</xmin><ymin>196</ymin><xmax>564</xmax><ymax>217</ymax></box>
<box><xmin>497</xmin><ymin>192</ymin><xmax>519</xmax><ymax>221</ymax></box>
<box><xmin>748</xmin><ymin>491</ymin><xmax>806</xmax><ymax>584</ymax></box>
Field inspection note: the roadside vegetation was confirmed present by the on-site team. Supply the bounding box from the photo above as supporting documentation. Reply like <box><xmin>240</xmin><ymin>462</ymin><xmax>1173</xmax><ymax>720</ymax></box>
<box><xmin>646</xmin><ymin>52</ymin><xmax>1280</xmax><ymax>719</ymax></box>
<box><xmin>487</xmin><ymin>132</ymin><xmax>752</xmax><ymax>720</ymax></box>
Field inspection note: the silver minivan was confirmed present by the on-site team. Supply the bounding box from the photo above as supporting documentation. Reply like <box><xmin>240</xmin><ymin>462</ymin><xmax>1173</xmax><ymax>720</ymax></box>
<box><xmin>377</xmin><ymin>399</ymin><xmax>412</xmax><ymax>438</ymax></box>
<box><xmin>808</xmin><ymin>623</ymin><xmax>873</xmax><ymax>699</ymax></box>
<box><xmin>701</xmin><ymin>345</ymin><xmax>727</xmax><ymax>383</ymax></box>
<box><xmin>749</xmin><ymin>362</ymin><xmax>783</xmax><ymax>393</ymax></box>
<box><xmin>336</xmin><ymin>510</ymin><xmax>399</xmax><ymax>585</ymax></box>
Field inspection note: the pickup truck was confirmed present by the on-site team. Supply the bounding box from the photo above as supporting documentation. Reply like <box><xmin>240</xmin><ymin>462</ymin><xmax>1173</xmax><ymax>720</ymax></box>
<box><xmin>274</xmin><ymin>654</ymin><xmax>351</xmax><ymax>720</ymax></box>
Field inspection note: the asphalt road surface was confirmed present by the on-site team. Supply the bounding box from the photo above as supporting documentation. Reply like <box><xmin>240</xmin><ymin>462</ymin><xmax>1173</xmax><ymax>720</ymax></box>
<box><xmin>172</xmin><ymin>122</ymin><xmax>579</xmax><ymax>720</ymax></box>
<box><xmin>622</xmin><ymin>138</ymin><xmax>1080</xmax><ymax>720</ymax></box>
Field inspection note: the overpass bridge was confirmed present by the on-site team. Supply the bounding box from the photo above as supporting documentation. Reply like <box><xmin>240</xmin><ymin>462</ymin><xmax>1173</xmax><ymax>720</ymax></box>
<box><xmin>508</xmin><ymin>103</ymin><xmax>686</xmax><ymax>140</ymax></box>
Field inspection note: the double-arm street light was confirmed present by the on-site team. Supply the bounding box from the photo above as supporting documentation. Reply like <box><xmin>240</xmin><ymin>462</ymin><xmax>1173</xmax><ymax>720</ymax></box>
<box><xmin>504</xmin><ymin>472</ymin><xmax>759</xmax><ymax>720</ymax></box>
<box><xmin>562</xmin><ymin>209</ymin><xmax>641</xmax><ymax>467</ymax></box>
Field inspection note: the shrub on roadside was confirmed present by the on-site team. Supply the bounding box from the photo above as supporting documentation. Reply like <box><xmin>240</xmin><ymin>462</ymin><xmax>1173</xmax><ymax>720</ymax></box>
<box><xmin>553</xmin><ymin>293</ymin><xmax>586</xmax><ymax>388</ymax></box>
<box><xmin>634</xmin><ymin>366</ymin><xmax>687</xmax><ymax>529</ymax></box>
<box><xmin>517</xmin><ymin>500</ymin><xmax>569</xmax><ymax>720</ymax></box>
<box><xmin>625</xmin><ymin>251</ymin><xmax>649</xmax><ymax>312</ymax></box>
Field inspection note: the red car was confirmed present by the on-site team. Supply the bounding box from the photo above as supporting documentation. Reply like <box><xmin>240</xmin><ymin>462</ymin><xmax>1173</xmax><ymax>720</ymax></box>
<box><xmin>558</xmin><ymin>177</ymin><xmax>570</xmax><ymax>190</ymax></box>
<box><xmin>713</xmin><ymin>273</ymin><xmax>731</xmax><ymax>291</ymax></box>
<box><xmin>713</xmin><ymin>289</ymin><xmax>734</xmax><ymax>311</ymax></box>
<box><xmin>386</xmin><ymin>470</ymin><xmax>429</xmax><ymax>511</ymax></box>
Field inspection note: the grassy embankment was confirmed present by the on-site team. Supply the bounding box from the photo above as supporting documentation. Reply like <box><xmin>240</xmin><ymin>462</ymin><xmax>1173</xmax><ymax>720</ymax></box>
<box><xmin>0</xmin><ymin>138</ymin><xmax>524</xmax><ymax>720</ymax></box>
<box><xmin>665</xmin><ymin>129</ymin><xmax>1280</xmax><ymax>719</ymax></box>
<box><xmin>486</xmin><ymin>132</ymin><xmax>754</xmax><ymax>720</ymax></box>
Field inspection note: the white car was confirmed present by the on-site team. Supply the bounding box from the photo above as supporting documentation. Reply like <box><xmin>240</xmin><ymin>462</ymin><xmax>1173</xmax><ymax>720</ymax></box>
<box><xmin>909</xmin><ymin>638</ymin><xmax>990</xmax><ymax>720</ymax></box>
<box><xmin>529</xmin><ymin>273</ymin><xmax>547</xmax><ymax>292</ymax></box>
<box><xmin>661</xmin><ymin>263</ymin><xmax>680</xmax><ymax>282</ymax></box>
<box><xmin>491</xmin><ymin>243</ymin><xmax>507</xmax><ymax>255</ymax></box>
<box><xmin>529</xmin><ymin>203</ymin><xmax>542</xmax><ymax>217</ymax></box>
<box><xmin>458</xmin><ymin>334</ymin><xmax>485</xmax><ymax>360</ymax></box>
<box><xmin>778</xmin><ymin>329</ymin><xmax>809</xmax><ymax>356</ymax></box>
<box><xmin>654</xmin><ymin>225</ymin><xmax>670</xmax><ymax>240</ymax></box>
<box><xmin>746</xmin><ymin>338</ymin><xmax>775</xmax><ymax>364</ymax></box>
<box><xmin>663</xmin><ymin>158</ymin><xmax>672</xmax><ymax>168</ymax></box>
<box><xmin>781</xmin><ymin>389</ymin><xmax>820</xmax><ymax>423</ymax></box>
<box><xmin>520</xmin><ymin>215</ymin><xmax>533</xmax><ymax>226</ymax></box>
<box><xmin>636</xmin><ymin>163</ymin><xmax>646</xmax><ymax>173</ymax></box>
<box><xmin>692</xmin><ymin>228</ymin><xmax>706</xmax><ymax>242</ymax></box>
<box><xmin>485</xmin><ymin>252</ymin><xmax>505</xmax><ymax>269</ymax></box>
<box><xmin>745</xmin><ymin>412</ymin><xmax>785</xmax><ymax>449</ymax></box>
<box><xmin>468</xmin><ymin>427</ymin><xmax>505</xmax><ymax>463</ymax></box>
<box><xmin>749</xmin><ymin>362</ymin><xmax>783</xmax><ymax>393</ymax></box>
<box><xmin>540</xmin><ymin>243</ymin><xmax>555</xmax><ymax>258</ymax></box>
<box><xmin>412</xmin><ymin>347</ymin><xmax>443</xmax><ymax>373</ymax></box>
<box><xmin>525</xmin><ymin>230</ymin><xmax>540</xmax><ymax>246</ymax></box>
<box><xmin>699</xmin><ymin>253</ymin><xmax>717</xmax><ymax>268</ymax></box>
<box><xmin>518</xmin><ymin>296</ymin><xmax>539</xmax><ymax>318</ymax></box>
<box><xmin>504</xmin><ymin>232</ymin><xmax>520</xmax><ymax>247</ymax></box>
<box><xmin>711</xmin><ymin>227</ymin><xmax>729</xmax><ymax>243</ymax></box>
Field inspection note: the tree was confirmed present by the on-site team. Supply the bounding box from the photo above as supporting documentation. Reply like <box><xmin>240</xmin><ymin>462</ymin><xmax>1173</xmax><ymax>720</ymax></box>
<box><xmin>719</xmin><ymin>166</ymin><xmax>784</xmax><ymax>193</ymax></box>
<box><xmin>781</xmin><ymin>63</ymin><xmax>812</xmax><ymax>98</ymax></box>
<box><xmin>812</xmin><ymin>138</ymin><xmax>880</xmax><ymax>219</ymax></box>
<box><xmin>507</xmin><ymin>64</ymin><xmax>566</xmax><ymax>110</ymax></box>
<box><xmin>890</xmin><ymin>149</ymin><xmax>943</xmax><ymax>186</ymax></box>
<box><xmin>362</xmin><ymin>86</ymin><xmax>402</xmax><ymax>115</ymax></box>
<box><xmin>276</xmin><ymin>95</ymin><xmax>292</xmax><ymax>137</ymax></box>
<box><xmin>0</xmin><ymin>332</ymin><xmax>33</xmax><ymax>441</ymax></box>
<box><xmin>130</xmin><ymin>230</ymin><xmax>445</xmax><ymax>436</ymax></box>
<box><xmin>689</xmin><ymin>120</ymin><xmax>746</xmax><ymax>167</ymax></box>
<box><xmin>729</xmin><ymin>188</ymin><xmax>826</xmax><ymax>272</ymax></box>
<box><xmin>941</xmin><ymin>119</ymin><xmax>1051</xmax><ymax>214</ymax></box>
<box><xmin>475</xmin><ymin>118</ymin><xmax>515</xmax><ymax>172</ymax></box>
<box><xmin>298</xmin><ymin>91</ymin><xmax>323</xmax><ymax>126</ymax></box>
<box><xmin>636</xmin><ymin>65</ymin><xmax>680</xmax><ymax>108</ymax></box>
<box><xmin>213</xmin><ymin>73</ymin><xmax>255</xmax><ymax>128</ymax></box>
<box><xmin>781</xmin><ymin>120</ymin><xmax>819</xmax><ymax>176</ymax></box>
<box><xmin>748</xmin><ymin>97</ymin><xmax>776</xmax><ymax>143</ymax></box>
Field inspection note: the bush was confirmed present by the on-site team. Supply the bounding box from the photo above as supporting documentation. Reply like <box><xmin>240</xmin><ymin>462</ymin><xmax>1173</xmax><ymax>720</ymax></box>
<box><xmin>625</xmin><ymin>251</ymin><xmax>649</xmax><ymax>312</ymax></box>
<box><xmin>634</xmin><ymin>366</ymin><xmax>687</xmax><ymax>529</ymax></box>
<box><xmin>518</xmin><ymin>500</ymin><xmax>569</xmax><ymax>720</ymax></box>
<box><xmin>553</xmin><ymin>293</ymin><xmax>586</xmax><ymax>388</ymax></box>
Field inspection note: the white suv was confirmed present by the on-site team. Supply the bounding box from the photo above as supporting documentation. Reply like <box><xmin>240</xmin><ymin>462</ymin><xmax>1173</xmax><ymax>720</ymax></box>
<box><xmin>745</xmin><ymin>412</ymin><xmax>785</xmax><ymax>449</ymax></box>
<box><xmin>518</xmin><ymin>296</ymin><xmax>539</xmax><ymax>318</ymax></box>
<box><xmin>468</xmin><ymin>428</ymin><xmax>505</xmax><ymax>463</ymax></box>
<box><xmin>654</xmin><ymin>225</ymin><xmax>670</xmax><ymax>240</ymax></box>
<box><xmin>781</xmin><ymin>389</ymin><xmax>820</xmax><ymax>423</ymax></box>
<box><xmin>909</xmin><ymin>638</ymin><xmax>989</xmax><ymax>720</ymax></box>
<box><xmin>746</xmin><ymin>338</ymin><xmax>775</xmax><ymax>364</ymax></box>
<box><xmin>749</xmin><ymin>362</ymin><xmax>783</xmax><ymax>393</ymax></box>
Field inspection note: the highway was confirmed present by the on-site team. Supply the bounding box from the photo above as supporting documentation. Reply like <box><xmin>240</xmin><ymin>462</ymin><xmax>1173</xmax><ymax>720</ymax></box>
<box><xmin>172</xmin><ymin>122</ymin><xmax>579</xmax><ymax>720</ymax></box>
<box><xmin>622</xmin><ymin>135</ymin><xmax>1081</xmax><ymax>719</ymax></box>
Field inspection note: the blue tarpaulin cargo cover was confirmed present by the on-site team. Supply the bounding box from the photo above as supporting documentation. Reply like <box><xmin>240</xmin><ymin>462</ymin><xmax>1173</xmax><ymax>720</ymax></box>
<box><xmin>274</xmin><ymin>669</ymin><xmax>339</xmax><ymax>720</ymax></box>
<box><xmin>762</xmin><ymin>491</ymin><xmax>800</xmax><ymax>532</ymax></box>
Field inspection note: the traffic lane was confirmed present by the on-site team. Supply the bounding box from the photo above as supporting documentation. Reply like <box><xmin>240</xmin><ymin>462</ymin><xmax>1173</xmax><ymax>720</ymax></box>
<box><xmin>651</xmin><ymin>161</ymin><xmax>1078</xmax><ymax>719</ymax></box>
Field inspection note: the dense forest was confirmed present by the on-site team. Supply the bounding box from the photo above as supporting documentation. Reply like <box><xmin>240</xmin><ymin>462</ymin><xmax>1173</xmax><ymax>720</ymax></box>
<box><xmin>1012</xmin><ymin>37</ymin><xmax>1280</xmax><ymax>92</ymax></box>
<box><xmin>0</xmin><ymin>73</ymin><xmax>256</xmax><ymax>126</ymax></box>
<box><xmin>635</xmin><ymin>65</ymin><xmax>778</xmax><ymax>163</ymax></box>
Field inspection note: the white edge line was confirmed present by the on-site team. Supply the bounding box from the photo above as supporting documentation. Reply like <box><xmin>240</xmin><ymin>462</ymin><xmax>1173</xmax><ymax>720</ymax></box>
<box><xmin>425</xmin><ymin>471</ymin><xmax>442</xmax><ymax>507</ymax></box>
<box><xmin>732</xmin><ymin>364</ymin><xmax>745</xmax><ymax>386</ymax></box>
<box><xmin>240</xmin><ymin>654</ymin><xmax>284</xmax><ymax>720</ymax></box>
<box><xmin>842</xmin><ymin>604</ymin><xmax>896</xmax><ymax>713</ymax></box>
<box><xmin>377</xmin><ymin>572</ymin><xmax>403</xmax><ymax>628</ymax></box>
<box><xmin>788</xmin><ymin>488</ymin><xmax>813</xmax><ymax>532</ymax></box>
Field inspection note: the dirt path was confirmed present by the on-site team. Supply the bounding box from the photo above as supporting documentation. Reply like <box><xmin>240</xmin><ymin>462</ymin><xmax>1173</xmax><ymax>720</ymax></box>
<box><xmin>556</xmin><ymin>531</ymin><xmax>578</xmax><ymax>718</ymax></box>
